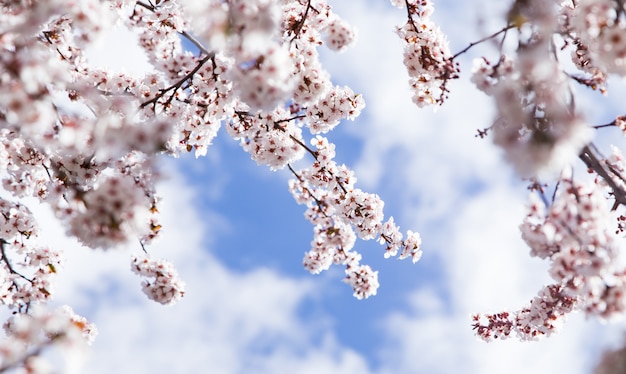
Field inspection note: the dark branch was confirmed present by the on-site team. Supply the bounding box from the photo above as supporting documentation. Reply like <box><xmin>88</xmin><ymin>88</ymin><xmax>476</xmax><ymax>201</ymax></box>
<box><xmin>452</xmin><ymin>24</ymin><xmax>515</xmax><ymax>60</ymax></box>
<box><xmin>0</xmin><ymin>240</ymin><xmax>32</xmax><ymax>283</ymax></box>
<box><xmin>579</xmin><ymin>144</ymin><xmax>626</xmax><ymax>210</ymax></box>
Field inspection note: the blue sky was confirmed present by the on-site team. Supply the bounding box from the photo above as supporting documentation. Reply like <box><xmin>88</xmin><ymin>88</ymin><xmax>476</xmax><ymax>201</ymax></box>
<box><xmin>32</xmin><ymin>1</ymin><xmax>626</xmax><ymax>373</ymax></box>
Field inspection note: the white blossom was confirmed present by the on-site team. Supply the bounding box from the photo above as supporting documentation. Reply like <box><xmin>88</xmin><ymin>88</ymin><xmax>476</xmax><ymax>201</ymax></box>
<box><xmin>131</xmin><ymin>256</ymin><xmax>185</xmax><ymax>305</ymax></box>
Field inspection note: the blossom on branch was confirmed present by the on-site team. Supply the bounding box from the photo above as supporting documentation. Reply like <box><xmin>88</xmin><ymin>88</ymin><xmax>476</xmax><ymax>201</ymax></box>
<box><xmin>4</xmin><ymin>0</ymin><xmax>626</xmax><ymax>370</ymax></box>
<box><xmin>0</xmin><ymin>305</ymin><xmax>96</xmax><ymax>371</ymax></box>
<box><xmin>474</xmin><ymin>176</ymin><xmax>626</xmax><ymax>340</ymax></box>
<box><xmin>392</xmin><ymin>0</ymin><xmax>459</xmax><ymax>107</ymax></box>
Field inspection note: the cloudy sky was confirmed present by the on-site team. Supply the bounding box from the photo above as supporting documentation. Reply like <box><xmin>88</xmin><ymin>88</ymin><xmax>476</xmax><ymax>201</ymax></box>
<box><xmin>35</xmin><ymin>1</ymin><xmax>626</xmax><ymax>373</ymax></box>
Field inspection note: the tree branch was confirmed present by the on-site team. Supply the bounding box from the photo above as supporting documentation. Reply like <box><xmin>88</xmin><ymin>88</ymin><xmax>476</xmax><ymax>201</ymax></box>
<box><xmin>140</xmin><ymin>55</ymin><xmax>212</xmax><ymax>110</ymax></box>
<box><xmin>579</xmin><ymin>144</ymin><xmax>626</xmax><ymax>210</ymax></box>
<box><xmin>452</xmin><ymin>24</ymin><xmax>515</xmax><ymax>59</ymax></box>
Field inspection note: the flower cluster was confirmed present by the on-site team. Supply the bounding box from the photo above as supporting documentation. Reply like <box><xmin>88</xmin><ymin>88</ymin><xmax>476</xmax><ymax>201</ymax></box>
<box><xmin>472</xmin><ymin>284</ymin><xmax>576</xmax><ymax>341</ymax></box>
<box><xmin>131</xmin><ymin>256</ymin><xmax>185</xmax><ymax>305</ymax></box>
<box><xmin>227</xmin><ymin>108</ymin><xmax>306</xmax><ymax>170</ymax></box>
<box><xmin>379</xmin><ymin>218</ymin><xmax>423</xmax><ymax>262</ymax></box>
<box><xmin>391</xmin><ymin>0</ymin><xmax>459</xmax><ymax>107</ymax></box>
<box><xmin>322</xmin><ymin>15</ymin><xmax>357</xmax><ymax>52</ymax></box>
<box><xmin>229</xmin><ymin>44</ymin><xmax>297</xmax><ymax>111</ymax></box>
<box><xmin>470</xmin><ymin>53</ymin><xmax>592</xmax><ymax>178</ymax></box>
<box><xmin>289</xmin><ymin>136</ymin><xmax>423</xmax><ymax>299</ymax></box>
<box><xmin>306</xmin><ymin>86</ymin><xmax>365</xmax><ymax>134</ymax></box>
<box><xmin>0</xmin><ymin>305</ymin><xmax>96</xmax><ymax>371</ymax></box>
<box><xmin>566</xmin><ymin>0</ymin><xmax>626</xmax><ymax>76</ymax></box>
<box><xmin>67</xmin><ymin>174</ymin><xmax>153</xmax><ymax>249</ymax></box>
<box><xmin>192</xmin><ymin>0</ymin><xmax>420</xmax><ymax>299</ymax></box>
<box><xmin>0</xmin><ymin>199</ymin><xmax>62</xmax><ymax>310</ymax></box>
<box><xmin>474</xmin><ymin>176</ymin><xmax>626</xmax><ymax>341</ymax></box>
<box><xmin>344</xmin><ymin>263</ymin><xmax>380</xmax><ymax>301</ymax></box>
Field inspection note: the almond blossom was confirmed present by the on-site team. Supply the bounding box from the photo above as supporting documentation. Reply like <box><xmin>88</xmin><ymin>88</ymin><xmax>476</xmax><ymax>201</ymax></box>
<box><xmin>391</xmin><ymin>0</ymin><xmax>459</xmax><ymax>107</ymax></box>
<box><xmin>2</xmin><ymin>0</ymin><xmax>626</xmax><ymax>370</ymax></box>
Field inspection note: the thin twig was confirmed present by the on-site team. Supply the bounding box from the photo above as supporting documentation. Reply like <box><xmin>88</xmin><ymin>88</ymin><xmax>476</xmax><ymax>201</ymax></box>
<box><xmin>592</xmin><ymin>115</ymin><xmax>625</xmax><ymax>129</ymax></box>
<box><xmin>140</xmin><ymin>55</ymin><xmax>212</xmax><ymax>110</ymax></box>
<box><xmin>404</xmin><ymin>0</ymin><xmax>421</xmax><ymax>34</ymax></box>
<box><xmin>0</xmin><ymin>240</ymin><xmax>32</xmax><ymax>283</ymax></box>
<box><xmin>452</xmin><ymin>24</ymin><xmax>515</xmax><ymax>59</ymax></box>
<box><xmin>287</xmin><ymin>164</ymin><xmax>327</xmax><ymax>213</ymax></box>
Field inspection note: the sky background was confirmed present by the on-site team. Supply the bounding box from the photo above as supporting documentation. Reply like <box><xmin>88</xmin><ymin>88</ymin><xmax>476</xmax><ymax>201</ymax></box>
<box><xmin>29</xmin><ymin>0</ymin><xmax>626</xmax><ymax>373</ymax></box>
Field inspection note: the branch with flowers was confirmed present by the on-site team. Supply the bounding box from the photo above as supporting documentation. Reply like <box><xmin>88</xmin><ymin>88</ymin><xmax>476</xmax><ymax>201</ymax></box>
<box><xmin>389</xmin><ymin>0</ymin><xmax>626</xmax><ymax>341</ymax></box>
<box><xmin>3</xmin><ymin>0</ymin><xmax>626</xmax><ymax>369</ymax></box>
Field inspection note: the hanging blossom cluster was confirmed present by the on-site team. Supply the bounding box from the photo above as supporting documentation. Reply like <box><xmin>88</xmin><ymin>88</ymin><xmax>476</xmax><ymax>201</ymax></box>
<box><xmin>131</xmin><ymin>256</ymin><xmax>185</xmax><ymax>305</ymax></box>
<box><xmin>391</xmin><ymin>0</ymin><xmax>459</xmax><ymax>107</ymax></box>
<box><xmin>0</xmin><ymin>169</ymin><xmax>96</xmax><ymax>367</ymax></box>
<box><xmin>471</xmin><ymin>53</ymin><xmax>592</xmax><ymax>178</ymax></box>
<box><xmin>290</xmin><ymin>136</ymin><xmax>422</xmax><ymax>299</ymax></box>
<box><xmin>0</xmin><ymin>0</ymin><xmax>427</xmax><ymax>367</ymax></box>
<box><xmin>0</xmin><ymin>200</ymin><xmax>61</xmax><ymax>310</ymax></box>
